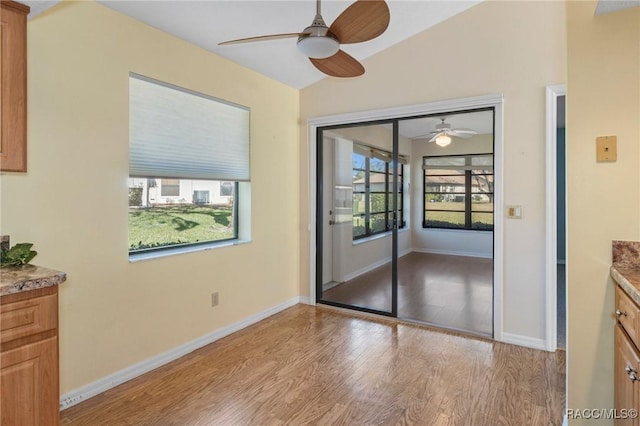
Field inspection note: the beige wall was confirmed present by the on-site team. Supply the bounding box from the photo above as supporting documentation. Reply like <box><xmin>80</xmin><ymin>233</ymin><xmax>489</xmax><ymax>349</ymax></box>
<box><xmin>567</xmin><ymin>2</ymin><xmax>640</xmax><ymax>420</ymax></box>
<box><xmin>0</xmin><ymin>1</ymin><xmax>300</xmax><ymax>394</ymax></box>
<box><xmin>300</xmin><ymin>0</ymin><xmax>565</xmax><ymax>342</ymax></box>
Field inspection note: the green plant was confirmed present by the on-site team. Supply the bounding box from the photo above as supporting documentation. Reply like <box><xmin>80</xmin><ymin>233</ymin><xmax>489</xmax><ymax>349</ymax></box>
<box><xmin>1</xmin><ymin>243</ymin><xmax>38</xmax><ymax>267</ymax></box>
<box><xmin>129</xmin><ymin>187</ymin><xmax>143</xmax><ymax>206</ymax></box>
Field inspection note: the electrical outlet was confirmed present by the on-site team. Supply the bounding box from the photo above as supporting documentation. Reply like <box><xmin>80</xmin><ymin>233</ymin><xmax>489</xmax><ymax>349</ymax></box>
<box><xmin>507</xmin><ymin>205</ymin><xmax>523</xmax><ymax>219</ymax></box>
<box><xmin>211</xmin><ymin>292</ymin><xmax>219</xmax><ymax>307</ymax></box>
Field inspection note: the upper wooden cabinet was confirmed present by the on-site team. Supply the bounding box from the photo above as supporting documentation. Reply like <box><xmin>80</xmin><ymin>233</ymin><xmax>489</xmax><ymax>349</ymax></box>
<box><xmin>1</xmin><ymin>1</ymin><xmax>29</xmax><ymax>172</ymax></box>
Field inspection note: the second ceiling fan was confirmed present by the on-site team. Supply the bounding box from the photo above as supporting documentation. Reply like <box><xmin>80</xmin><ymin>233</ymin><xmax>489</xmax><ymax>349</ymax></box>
<box><xmin>219</xmin><ymin>0</ymin><xmax>390</xmax><ymax>78</ymax></box>
<box><xmin>416</xmin><ymin>117</ymin><xmax>478</xmax><ymax>147</ymax></box>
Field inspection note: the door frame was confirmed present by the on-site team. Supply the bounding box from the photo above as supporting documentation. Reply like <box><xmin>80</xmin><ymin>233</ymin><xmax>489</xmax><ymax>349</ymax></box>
<box><xmin>545</xmin><ymin>84</ymin><xmax>566</xmax><ymax>352</ymax></box>
<box><xmin>307</xmin><ymin>93</ymin><xmax>505</xmax><ymax>340</ymax></box>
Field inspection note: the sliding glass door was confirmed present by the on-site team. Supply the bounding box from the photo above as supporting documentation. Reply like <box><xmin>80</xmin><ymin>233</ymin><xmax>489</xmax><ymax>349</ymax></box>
<box><xmin>315</xmin><ymin>108</ymin><xmax>495</xmax><ymax>338</ymax></box>
<box><xmin>316</xmin><ymin>121</ymin><xmax>400</xmax><ymax>315</ymax></box>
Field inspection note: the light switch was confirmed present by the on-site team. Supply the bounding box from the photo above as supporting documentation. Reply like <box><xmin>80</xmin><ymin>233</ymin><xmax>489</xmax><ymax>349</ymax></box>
<box><xmin>507</xmin><ymin>205</ymin><xmax>523</xmax><ymax>219</ymax></box>
<box><xmin>596</xmin><ymin>136</ymin><xmax>617</xmax><ymax>162</ymax></box>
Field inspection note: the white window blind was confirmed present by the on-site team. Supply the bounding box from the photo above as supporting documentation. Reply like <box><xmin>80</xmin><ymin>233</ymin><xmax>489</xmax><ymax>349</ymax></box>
<box><xmin>129</xmin><ymin>74</ymin><xmax>250</xmax><ymax>181</ymax></box>
<box><xmin>423</xmin><ymin>154</ymin><xmax>493</xmax><ymax>170</ymax></box>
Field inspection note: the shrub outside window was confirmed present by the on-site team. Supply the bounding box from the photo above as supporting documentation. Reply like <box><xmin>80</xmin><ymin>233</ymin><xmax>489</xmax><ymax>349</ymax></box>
<box><xmin>352</xmin><ymin>145</ymin><xmax>405</xmax><ymax>240</ymax></box>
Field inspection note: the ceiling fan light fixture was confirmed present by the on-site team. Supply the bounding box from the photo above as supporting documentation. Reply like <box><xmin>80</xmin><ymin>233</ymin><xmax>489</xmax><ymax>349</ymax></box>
<box><xmin>435</xmin><ymin>134</ymin><xmax>452</xmax><ymax>147</ymax></box>
<box><xmin>297</xmin><ymin>35</ymin><xmax>339</xmax><ymax>59</ymax></box>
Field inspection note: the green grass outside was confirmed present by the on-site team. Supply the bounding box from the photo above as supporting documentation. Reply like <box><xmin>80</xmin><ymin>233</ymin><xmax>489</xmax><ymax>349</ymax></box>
<box><xmin>425</xmin><ymin>201</ymin><xmax>493</xmax><ymax>229</ymax></box>
<box><xmin>129</xmin><ymin>205</ymin><xmax>234</xmax><ymax>251</ymax></box>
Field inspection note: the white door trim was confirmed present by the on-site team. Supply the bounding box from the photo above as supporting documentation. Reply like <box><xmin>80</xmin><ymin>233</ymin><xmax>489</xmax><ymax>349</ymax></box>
<box><xmin>545</xmin><ymin>84</ymin><xmax>566</xmax><ymax>352</ymax></box>
<box><xmin>306</xmin><ymin>93</ymin><xmax>505</xmax><ymax>340</ymax></box>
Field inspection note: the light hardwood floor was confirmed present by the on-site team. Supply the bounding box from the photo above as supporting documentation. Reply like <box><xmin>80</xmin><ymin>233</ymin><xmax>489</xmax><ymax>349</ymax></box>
<box><xmin>61</xmin><ymin>305</ymin><xmax>565</xmax><ymax>425</ymax></box>
<box><xmin>323</xmin><ymin>253</ymin><xmax>493</xmax><ymax>336</ymax></box>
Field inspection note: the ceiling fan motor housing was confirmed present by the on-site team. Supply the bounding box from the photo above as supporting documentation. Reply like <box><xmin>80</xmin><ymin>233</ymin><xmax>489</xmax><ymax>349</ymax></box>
<box><xmin>436</xmin><ymin>122</ymin><xmax>452</xmax><ymax>131</ymax></box>
<box><xmin>297</xmin><ymin>16</ymin><xmax>340</xmax><ymax>59</ymax></box>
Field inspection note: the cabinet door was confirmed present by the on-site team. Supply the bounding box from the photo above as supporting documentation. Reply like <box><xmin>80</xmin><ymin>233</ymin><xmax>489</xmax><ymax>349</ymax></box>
<box><xmin>615</xmin><ymin>326</ymin><xmax>640</xmax><ymax>426</ymax></box>
<box><xmin>0</xmin><ymin>2</ymin><xmax>28</xmax><ymax>172</ymax></box>
<box><xmin>1</xmin><ymin>336</ymin><xmax>59</xmax><ymax>426</ymax></box>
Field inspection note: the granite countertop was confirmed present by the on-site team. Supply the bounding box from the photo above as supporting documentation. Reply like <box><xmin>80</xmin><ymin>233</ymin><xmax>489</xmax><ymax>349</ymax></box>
<box><xmin>612</xmin><ymin>240</ymin><xmax>640</xmax><ymax>305</ymax></box>
<box><xmin>0</xmin><ymin>264</ymin><xmax>67</xmax><ymax>296</ymax></box>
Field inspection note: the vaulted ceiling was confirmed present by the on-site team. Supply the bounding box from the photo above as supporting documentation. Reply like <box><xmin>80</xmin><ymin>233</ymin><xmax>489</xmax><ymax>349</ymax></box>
<box><xmin>23</xmin><ymin>0</ymin><xmax>640</xmax><ymax>89</ymax></box>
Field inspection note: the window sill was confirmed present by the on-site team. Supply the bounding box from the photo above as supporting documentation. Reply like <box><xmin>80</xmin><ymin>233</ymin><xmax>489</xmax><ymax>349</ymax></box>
<box><xmin>352</xmin><ymin>228</ymin><xmax>409</xmax><ymax>246</ymax></box>
<box><xmin>129</xmin><ymin>239</ymin><xmax>251</xmax><ymax>263</ymax></box>
<box><xmin>421</xmin><ymin>227</ymin><xmax>493</xmax><ymax>233</ymax></box>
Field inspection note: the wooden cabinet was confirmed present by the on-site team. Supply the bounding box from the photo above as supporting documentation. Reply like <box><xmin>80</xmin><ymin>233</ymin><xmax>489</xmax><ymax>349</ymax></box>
<box><xmin>1</xmin><ymin>286</ymin><xmax>59</xmax><ymax>426</ymax></box>
<box><xmin>615</xmin><ymin>284</ymin><xmax>640</xmax><ymax>425</ymax></box>
<box><xmin>0</xmin><ymin>1</ymin><xmax>29</xmax><ymax>172</ymax></box>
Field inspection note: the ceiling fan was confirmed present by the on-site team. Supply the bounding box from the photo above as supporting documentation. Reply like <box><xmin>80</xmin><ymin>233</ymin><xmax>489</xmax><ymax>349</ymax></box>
<box><xmin>416</xmin><ymin>117</ymin><xmax>478</xmax><ymax>147</ymax></box>
<box><xmin>218</xmin><ymin>0</ymin><xmax>390</xmax><ymax>78</ymax></box>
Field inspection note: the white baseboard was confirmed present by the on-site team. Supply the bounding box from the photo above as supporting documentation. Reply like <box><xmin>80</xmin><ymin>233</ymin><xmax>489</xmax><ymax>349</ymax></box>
<box><xmin>413</xmin><ymin>247</ymin><xmax>493</xmax><ymax>259</ymax></box>
<box><xmin>298</xmin><ymin>296</ymin><xmax>311</xmax><ymax>305</ymax></box>
<box><xmin>500</xmin><ymin>332</ymin><xmax>548</xmax><ymax>351</ymax></box>
<box><xmin>341</xmin><ymin>248</ymin><xmax>412</xmax><ymax>282</ymax></box>
<box><xmin>59</xmin><ymin>296</ymin><xmax>306</xmax><ymax>410</ymax></box>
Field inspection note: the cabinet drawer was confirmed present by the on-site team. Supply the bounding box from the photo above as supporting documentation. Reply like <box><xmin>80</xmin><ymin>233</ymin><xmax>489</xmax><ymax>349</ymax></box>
<box><xmin>0</xmin><ymin>294</ymin><xmax>57</xmax><ymax>345</ymax></box>
<box><xmin>617</xmin><ymin>286</ymin><xmax>640</xmax><ymax>348</ymax></box>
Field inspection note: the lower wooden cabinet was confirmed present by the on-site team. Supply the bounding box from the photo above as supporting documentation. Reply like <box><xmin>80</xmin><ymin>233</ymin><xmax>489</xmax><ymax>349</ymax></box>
<box><xmin>615</xmin><ymin>325</ymin><xmax>640</xmax><ymax>425</ymax></box>
<box><xmin>1</xmin><ymin>337</ymin><xmax>59</xmax><ymax>425</ymax></box>
<box><xmin>0</xmin><ymin>286</ymin><xmax>60</xmax><ymax>426</ymax></box>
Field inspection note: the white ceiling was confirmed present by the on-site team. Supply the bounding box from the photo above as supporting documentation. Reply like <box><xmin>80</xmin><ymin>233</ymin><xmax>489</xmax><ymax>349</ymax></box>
<box><xmin>398</xmin><ymin>109</ymin><xmax>494</xmax><ymax>139</ymax></box>
<box><xmin>23</xmin><ymin>0</ymin><xmax>639</xmax><ymax>89</ymax></box>
<box><xmin>97</xmin><ymin>0</ymin><xmax>484</xmax><ymax>89</ymax></box>
<box><xmin>25</xmin><ymin>0</ymin><xmax>482</xmax><ymax>89</ymax></box>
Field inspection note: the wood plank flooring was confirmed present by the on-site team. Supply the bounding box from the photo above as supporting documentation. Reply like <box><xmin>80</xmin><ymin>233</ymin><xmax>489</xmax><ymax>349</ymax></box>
<box><xmin>323</xmin><ymin>253</ymin><xmax>493</xmax><ymax>336</ymax></box>
<box><xmin>60</xmin><ymin>305</ymin><xmax>565</xmax><ymax>426</ymax></box>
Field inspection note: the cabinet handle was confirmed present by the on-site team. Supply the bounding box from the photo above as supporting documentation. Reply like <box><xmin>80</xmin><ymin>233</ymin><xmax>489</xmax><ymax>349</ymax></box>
<box><xmin>616</xmin><ymin>309</ymin><xmax>628</xmax><ymax>318</ymax></box>
<box><xmin>626</xmin><ymin>365</ymin><xmax>638</xmax><ymax>382</ymax></box>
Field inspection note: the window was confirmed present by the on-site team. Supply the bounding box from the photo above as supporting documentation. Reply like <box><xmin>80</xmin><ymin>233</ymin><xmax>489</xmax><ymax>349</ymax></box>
<box><xmin>423</xmin><ymin>154</ymin><xmax>493</xmax><ymax>231</ymax></box>
<box><xmin>160</xmin><ymin>179</ymin><xmax>180</xmax><ymax>197</ymax></box>
<box><xmin>220</xmin><ymin>181</ymin><xmax>234</xmax><ymax>196</ymax></box>
<box><xmin>193</xmin><ymin>190</ymin><xmax>210</xmax><ymax>204</ymax></box>
<box><xmin>129</xmin><ymin>74</ymin><xmax>249</xmax><ymax>254</ymax></box>
<box><xmin>352</xmin><ymin>144</ymin><xmax>406</xmax><ymax>240</ymax></box>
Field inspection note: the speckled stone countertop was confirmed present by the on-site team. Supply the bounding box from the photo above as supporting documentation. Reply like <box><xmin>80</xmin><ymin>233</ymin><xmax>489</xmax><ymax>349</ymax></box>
<box><xmin>612</xmin><ymin>240</ymin><xmax>640</xmax><ymax>305</ymax></box>
<box><xmin>0</xmin><ymin>264</ymin><xmax>67</xmax><ymax>296</ymax></box>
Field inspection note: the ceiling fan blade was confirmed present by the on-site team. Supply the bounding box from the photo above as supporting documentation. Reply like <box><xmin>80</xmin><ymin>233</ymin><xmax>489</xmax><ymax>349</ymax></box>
<box><xmin>451</xmin><ymin>129</ymin><xmax>477</xmax><ymax>134</ymax></box>
<box><xmin>428</xmin><ymin>134</ymin><xmax>440</xmax><ymax>143</ymax></box>
<box><xmin>219</xmin><ymin>33</ymin><xmax>306</xmax><ymax>46</ymax></box>
<box><xmin>310</xmin><ymin>50</ymin><xmax>365</xmax><ymax>78</ymax></box>
<box><xmin>412</xmin><ymin>131</ymin><xmax>438</xmax><ymax>140</ymax></box>
<box><xmin>329</xmin><ymin>0</ymin><xmax>390</xmax><ymax>44</ymax></box>
<box><xmin>449</xmin><ymin>131</ymin><xmax>473</xmax><ymax>139</ymax></box>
